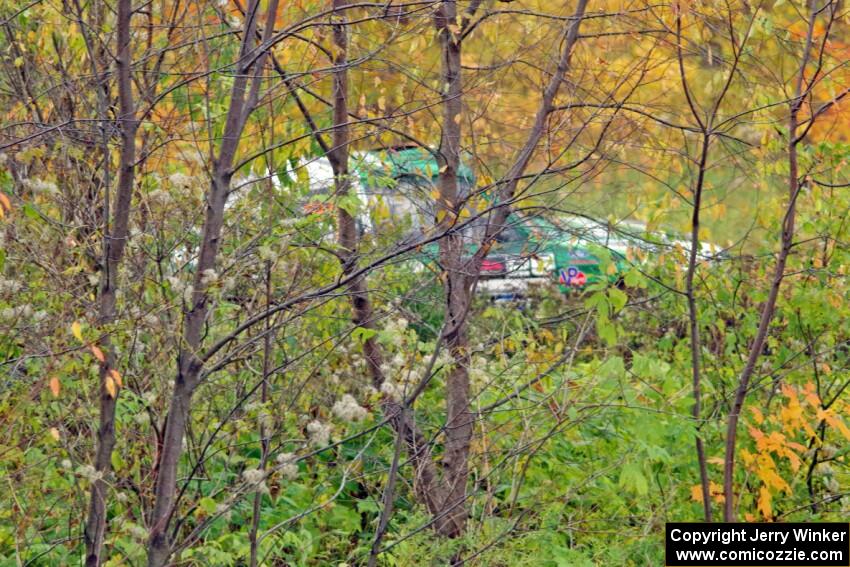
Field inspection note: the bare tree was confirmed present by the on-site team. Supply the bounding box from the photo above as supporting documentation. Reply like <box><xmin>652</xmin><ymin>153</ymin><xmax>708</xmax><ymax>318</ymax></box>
<box><xmin>146</xmin><ymin>0</ymin><xmax>281</xmax><ymax>562</ymax></box>
<box><xmin>722</xmin><ymin>0</ymin><xmax>845</xmax><ymax>521</ymax></box>
<box><xmin>82</xmin><ymin>0</ymin><xmax>138</xmax><ymax>562</ymax></box>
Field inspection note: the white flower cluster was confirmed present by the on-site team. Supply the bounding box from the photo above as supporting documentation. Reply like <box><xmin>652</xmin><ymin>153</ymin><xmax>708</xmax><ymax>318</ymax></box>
<box><xmin>76</xmin><ymin>464</ymin><xmax>103</xmax><ymax>482</ymax></box>
<box><xmin>126</xmin><ymin>523</ymin><xmax>148</xmax><ymax>541</ymax></box>
<box><xmin>147</xmin><ymin>188</ymin><xmax>172</xmax><ymax>206</ymax></box>
<box><xmin>383</xmin><ymin>317</ymin><xmax>409</xmax><ymax>348</ymax></box>
<box><xmin>257</xmin><ymin>411</ymin><xmax>273</xmax><ymax>432</ymax></box>
<box><xmin>468</xmin><ymin>356</ymin><xmax>489</xmax><ymax>388</ymax></box>
<box><xmin>825</xmin><ymin>476</ymin><xmax>840</xmax><ymax>494</ymax></box>
<box><xmin>379</xmin><ymin>352</ymin><xmax>407</xmax><ymax>378</ymax></box>
<box><xmin>166</xmin><ymin>275</ymin><xmax>184</xmax><ymax>291</ymax></box>
<box><xmin>813</xmin><ymin>458</ymin><xmax>842</xmax><ymax>493</ymax></box>
<box><xmin>166</xmin><ymin>276</ymin><xmax>194</xmax><ymax>304</ymax></box>
<box><xmin>241</xmin><ymin>467</ymin><xmax>270</xmax><ymax>494</ymax></box>
<box><xmin>306</xmin><ymin>419</ymin><xmax>331</xmax><ymax>447</ymax></box>
<box><xmin>275</xmin><ymin>452</ymin><xmax>299</xmax><ymax>479</ymax></box>
<box><xmin>200</xmin><ymin>269</ymin><xmax>218</xmax><ymax>287</ymax></box>
<box><xmin>168</xmin><ymin>172</ymin><xmax>193</xmax><ymax>188</ymax></box>
<box><xmin>257</xmin><ymin>245</ymin><xmax>278</xmax><ymax>263</ymax></box>
<box><xmin>336</xmin><ymin>344</ymin><xmax>367</xmax><ymax>376</ymax></box>
<box><xmin>0</xmin><ymin>278</ymin><xmax>22</xmax><ymax>293</ymax></box>
<box><xmin>380</xmin><ymin>380</ymin><xmax>404</xmax><ymax>401</ymax></box>
<box><xmin>0</xmin><ymin>304</ymin><xmax>46</xmax><ymax>322</ymax></box>
<box><xmin>332</xmin><ymin>394</ymin><xmax>369</xmax><ymax>423</ymax></box>
<box><xmin>435</xmin><ymin>349</ymin><xmax>455</xmax><ymax>370</ymax></box>
<box><xmin>23</xmin><ymin>178</ymin><xmax>58</xmax><ymax>195</ymax></box>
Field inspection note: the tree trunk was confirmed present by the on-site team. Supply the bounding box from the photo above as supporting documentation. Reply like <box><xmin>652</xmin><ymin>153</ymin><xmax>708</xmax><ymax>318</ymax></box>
<box><xmin>434</xmin><ymin>0</ymin><xmax>473</xmax><ymax>537</ymax></box>
<box><xmin>326</xmin><ymin>0</ymin><xmax>447</xmax><ymax>524</ymax></box>
<box><xmin>686</xmin><ymin>134</ymin><xmax>712</xmax><ymax>522</ymax></box>
<box><xmin>145</xmin><ymin>0</ymin><xmax>278</xmax><ymax>559</ymax></box>
<box><xmin>84</xmin><ymin>0</ymin><xmax>138</xmax><ymax>562</ymax></box>
<box><xmin>722</xmin><ymin>0</ymin><xmax>817</xmax><ymax>520</ymax></box>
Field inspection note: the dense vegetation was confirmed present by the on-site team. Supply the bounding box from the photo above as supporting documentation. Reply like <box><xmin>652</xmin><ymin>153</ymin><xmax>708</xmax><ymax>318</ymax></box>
<box><xmin>2</xmin><ymin>0</ymin><xmax>850</xmax><ymax>565</ymax></box>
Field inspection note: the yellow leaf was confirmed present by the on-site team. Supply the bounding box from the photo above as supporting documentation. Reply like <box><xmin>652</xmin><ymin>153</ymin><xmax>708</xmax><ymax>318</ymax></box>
<box><xmin>757</xmin><ymin>485</ymin><xmax>772</xmax><ymax>519</ymax></box>
<box><xmin>49</xmin><ymin>377</ymin><xmax>60</xmax><ymax>397</ymax></box>
<box><xmin>0</xmin><ymin>193</ymin><xmax>10</xmax><ymax>211</ymax></box>
<box><xmin>105</xmin><ymin>375</ymin><xmax>117</xmax><ymax>398</ymax></box>
<box><xmin>108</xmin><ymin>369</ymin><xmax>122</xmax><ymax>388</ymax></box>
<box><xmin>71</xmin><ymin>321</ymin><xmax>83</xmax><ymax>341</ymax></box>
<box><xmin>90</xmin><ymin>344</ymin><xmax>105</xmax><ymax>363</ymax></box>
<box><xmin>49</xmin><ymin>427</ymin><xmax>60</xmax><ymax>441</ymax></box>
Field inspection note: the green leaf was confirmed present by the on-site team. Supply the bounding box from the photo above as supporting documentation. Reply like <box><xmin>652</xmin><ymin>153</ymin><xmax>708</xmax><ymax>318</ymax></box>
<box><xmin>111</xmin><ymin>451</ymin><xmax>124</xmax><ymax>472</ymax></box>
<box><xmin>23</xmin><ymin>203</ymin><xmax>41</xmax><ymax>221</ymax></box>
<box><xmin>328</xmin><ymin>504</ymin><xmax>361</xmax><ymax>535</ymax></box>
<box><xmin>352</xmin><ymin>327</ymin><xmax>377</xmax><ymax>344</ymax></box>
<box><xmin>618</xmin><ymin>462</ymin><xmax>648</xmax><ymax>496</ymax></box>
<box><xmin>623</xmin><ymin>267</ymin><xmax>646</xmax><ymax>288</ymax></box>
<box><xmin>337</xmin><ymin>193</ymin><xmax>362</xmax><ymax>216</ymax></box>
<box><xmin>199</xmin><ymin>497</ymin><xmax>217</xmax><ymax>515</ymax></box>
<box><xmin>608</xmin><ymin>288</ymin><xmax>628</xmax><ymax>312</ymax></box>
<box><xmin>597</xmin><ymin>316</ymin><xmax>617</xmax><ymax>346</ymax></box>
<box><xmin>585</xmin><ymin>290</ymin><xmax>609</xmax><ymax>318</ymax></box>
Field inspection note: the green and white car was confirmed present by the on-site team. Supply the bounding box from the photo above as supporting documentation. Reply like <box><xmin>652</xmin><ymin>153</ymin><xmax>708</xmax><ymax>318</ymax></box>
<box><xmin>289</xmin><ymin>147</ymin><xmax>721</xmax><ymax>299</ymax></box>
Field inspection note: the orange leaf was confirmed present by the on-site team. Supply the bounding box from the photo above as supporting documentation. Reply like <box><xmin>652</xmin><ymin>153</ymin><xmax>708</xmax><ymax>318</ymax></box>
<box><xmin>49</xmin><ymin>377</ymin><xmax>60</xmax><ymax>397</ymax></box>
<box><xmin>690</xmin><ymin>484</ymin><xmax>704</xmax><ymax>503</ymax></box>
<box><xmin>90</xmin><ymin>345</ymin><xmax>105</xmax><ymax>363</ymax></box>
<box><xmin>709</xmin><ymin>481</ymin><xmax>725</xmax><ymax>504</ymax></box>
<box><xmin>757</xmin><ymin>485</ymin><xmax>773</xmax><ymax>519</ymax></box>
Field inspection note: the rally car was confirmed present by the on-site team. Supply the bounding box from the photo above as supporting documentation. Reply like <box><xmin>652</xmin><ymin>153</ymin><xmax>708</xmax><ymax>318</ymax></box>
<box><xmin>286</xmin><ymin>147</ymin><xmax>721</xmax><ymax>299</ymax></box>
